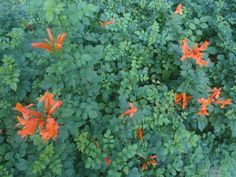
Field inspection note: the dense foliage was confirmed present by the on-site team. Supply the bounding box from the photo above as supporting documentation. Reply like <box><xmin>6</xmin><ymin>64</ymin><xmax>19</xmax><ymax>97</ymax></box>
<box><xmin>0</xmin><ymin>0</ymin><xmax>236</xmax><ymax>176</ymax></box>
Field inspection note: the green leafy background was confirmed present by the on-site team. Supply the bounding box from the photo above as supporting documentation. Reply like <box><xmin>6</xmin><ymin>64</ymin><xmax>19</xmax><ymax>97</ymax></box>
<box><xmin>0</xmin><ymin>0</ymin><xmax>236</xmax><ymax>176</ymax></box>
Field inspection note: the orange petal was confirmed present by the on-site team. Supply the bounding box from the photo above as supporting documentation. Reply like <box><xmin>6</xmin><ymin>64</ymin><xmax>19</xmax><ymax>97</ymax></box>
<box><xmin>39</xmin><ymin>118</ymin><xmax>59</xmax><ymax>141</ymax></box>
<box><xmin>15</xmin><ymin>103</ymin><xmax>42</xmax><ymax>118</ymax></box>
<box><xmin>175</xmin><ymin>94</ymin><xmax>182</xmax><ymax>103</ymax></box>
<box><xmin>137</xmin><ymin>128</ymin><xmax>143</xmax><ymax>140</ymax></box>
<box><xmin>174</xmin><ymin>4</ymin><xmax>182</xmax><ymax>15</ymax></box>
<box><xmin>141</xmin><ymin>163</ymin><xmax>148</xmax><ymax>171</ymax></box>
<box><xmin>148</xmin><ymin>159</ymin><xmax>157</xmax><ymax>166</ymax></box>
<box><xmin>195</xmin><ymin>58</ymin><xmax>208</xmax><ymax>66</ymax></box>
<box><xmin>31</xmin><ymin>42</ymin><xmax>52</xmax><ymax>51</ymax></box>
<box><xmin>57</xmin><ymin>32</ymin><xmax>67</xmax><ymax>44</ymax></box>
<box><xmin>17</xmin><ymin>116</ymin><xmax>26</xmax><ymax>125</ymax></box>
<box><xmin>104</xmin><ymin>157</ymin><xmax>111</xmax><ymax>165</ymax></box>
<box><xmin>198</xmin><ymin>41</ymin><xmax>209</xmax><ymax>51</ymax></box>
<box><xmin>17</xmin><ymin>118</ymin><xmax>39</xmax><ymax>138</ymax></box>
<box><xmin>209</xmin><ymin>88</ymin><xmax>221</xmax><ymax>99</ymax></box>
<box><xmin>47</xmin><ymin>28</ymin><xmax>55</xmax><ymax>44</ymax></box>
<box><xmin>48</xmin><ymin>101</ymin><xmax>62</xmax><ymax>115</ymax></box>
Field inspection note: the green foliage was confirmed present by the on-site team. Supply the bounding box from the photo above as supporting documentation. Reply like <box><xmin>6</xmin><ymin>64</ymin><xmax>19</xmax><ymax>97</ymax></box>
<box><xmin>0</xmin><ymin>0</ymin><xmax>236</xmax><ymax>176</ymax></box>
<box><xmin>0</xmin><ymin>55</ymin><xmax>20</xmax><ymax>91</ymax></box>
<box><xmin>32</xmin><ymin>144</ymin><xmax>62</xmax><ymax>176</ymax></box>
<box><xmin>0</xmin><ymin>165</ymin><xmax>13</xmax><ymax>177</ymax></box>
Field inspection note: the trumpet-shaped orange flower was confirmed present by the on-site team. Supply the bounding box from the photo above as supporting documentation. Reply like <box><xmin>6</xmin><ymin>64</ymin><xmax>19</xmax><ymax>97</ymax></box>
<box><xmin>175</xmin><ymin>93</ymin><xmax>192</xmax><ymax>109</ymax></box>
<box><xmin>39</xmin><ymin>91</ymin><xmax>56</xmax><ymax>113</ymax></box>
<box><xmin>137</xmin><ymin>128</ymin><xmax>143</xmax><ymax>140</ymax></box>
<box><xmin>197</xmin><ymin>98</ymin><xmax>212</xmax><ymax>116</ymax></box>
<box><xmin>15</xmin><ymin>91</ymin><xmax>62</xmax><ymax>141</ymax></box>
<box><xmin>104</xmin><ymin>157</ymin><xmax>111</xmax><ymax>165</ymax></box>
<box><xmin>181</xmin><ymin>39</ymin><xmax>209</xmax><ymax>66</ymax></box>
<box><xmin>39</xmin><ymin>117</ymin><xmax>59</xmax><ymax>141</ymax></box>
<box><xmin>174</xmin><ymin>4</ymin><xmax>182</xmax><ymax>15</ymax></box>
<box><xmin>197</xmin><ymin>87</ymin><xmax>232</xmax><ymax>116</ymax></box>
<box><xmin>121</xmin><ymin>102</ymin><xmax>138</xmax><ymax>118</ymax></box>
<box><xmin>209</xmin><ymin>87</ymin><xmax>222</xmax><ymax>100</ymax></box>
<box><xmin>17</xmin><ymin>116</ymin><xmax>44</xmax><ymax>138</ymax></box>
<box><xmin>100</xmin><ymin>19</ymin><xmax>115</xmax><ymax>28</ymax></box>
<box><xmin>39</xmin><ymin>91</ymin><xmax>62</xmax><ymax>115</ymax></box>
<box><xmin>214</xmin><ymin>99</ymin><xmax>232</xmax><ymax>108</ymax></box>
<box><xmin>141</xmin><ymin>155</ymin><xmax>157</xmax><ymax>171</ymax></box>
<box><xmin>32</xmin><ymin>28</ymin><xmax>67</xmax><ymax>52</ymax></box>
<box><xmin>15</xmin><ymin>103</ymin><xmax>42</xmax><ymax>120</ymax></box>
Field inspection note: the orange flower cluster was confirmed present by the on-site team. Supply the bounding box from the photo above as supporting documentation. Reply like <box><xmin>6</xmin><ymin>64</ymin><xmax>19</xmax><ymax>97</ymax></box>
<box><xmin>99</xmin><ymin>18</ymin><xmax>115</xmax><ymax>28</ymax></box>
<box><xmin>181</xmin><ymin>39</ymin><xmax>209</xmax><ymax>66</ymax></box>
<box><xmin>175</xmin><ymin>93</ymin><xmax>192</xmax><ymax>109</ymax></box>
<box><xmin>120</xmin><ymin>102</ymin><xmax>138</xmax><ymax>118</ymax></box>
<box><xmin>15</xmin><ymin>92</ymin><xmax>62</xmax><ymax>141</ymax></box>
<box><xmin>104</xmin><ymin>157</ymin><xmax>112</xmax><ymax>165</ymax></box>
<box><xmin>137</xmin><ymin>128</ymin><xmax>143</xmax><ymax>141</ymax></box>
<box><xmin>198</xmin><ymin>88</ymin><xmax>232</xmax><ymax>116</ymax></box>
<box><xmin>141</xmin><ymin>155</ymin><xmax>157</xmax><ymax>171</ymax></box>
<box><xmin>174</xmin><ymin>4</ymin><xmax>183</xmax><ymax>15</ymax></box>
<box><xmin>32</xmin><ymin>28</ymin><xmax>67</xmax><ymax>52</ymax></box>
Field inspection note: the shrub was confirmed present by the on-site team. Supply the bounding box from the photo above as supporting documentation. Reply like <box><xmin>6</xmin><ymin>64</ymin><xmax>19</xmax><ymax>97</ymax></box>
<box><xmin>0</xmin><ymin>0</ymin><xmax>236</xmax><ymax>176</ymax></box>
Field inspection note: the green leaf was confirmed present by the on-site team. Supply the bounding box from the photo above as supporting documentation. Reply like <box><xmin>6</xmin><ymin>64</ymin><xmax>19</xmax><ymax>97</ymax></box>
<box><xmin>230</xmin><ymin>121</ymin><xmax>236</xmax><ymax>137</ymax></box>
<box><xmin>190</xmin><ymin>23</ymin><xmax>196</xmax><ymax>30</ymax></box>
<box><xmin>89</xmin><ymin>111</ymin><xmax>98</xmax><ymax>119</ymax></box>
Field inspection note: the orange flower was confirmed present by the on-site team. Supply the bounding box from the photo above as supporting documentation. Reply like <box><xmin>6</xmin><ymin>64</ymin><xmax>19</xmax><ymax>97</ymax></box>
<box><xmin>197</xmin><ymin>108</ymin><xmax>209</xmax><ymax>116</ymax></box>
<box><xmin>180</xmin><ymin>39</ymin><xmax>209</xmax><ymax>66</ymax></box>
<box><xmin>137</xmin><ymin>128</ymin><xmax>143</xmax><ymax>140</ymax></box>
<box><xmin>15</xmin><ymin>103</ymin><xmax>42</xmax><ymax>119</ymax></box>
<box><xmin>104</xmin><ymin>157</ymin><xmax>111</xmax><ymax>165</ymax></box>
<box><xmin>48</xmin><ymin>100</ymin><xmax>62</xmax><ymax>115</ymax></box>
<box><xmin>198</xmin><ymin>98</ymin><xmax>212</xmax><ymax>108</ymax></box>
<box><xmin>209</xmin><ymin>87</ymin><xmax>222</xmax><ymax>100</ymax></box>
<box><xmin>100</xmin><ymin>19</ymin><xmax>115</xmax><ymax>28</ymax></box>
<box><xmin>15</xmin><ymin>92</ymin><xmax>62</xmax><ymax>141</ymax></box>
<box><xmin>39</xmin><ymin>118</ymin><xmax>59</xmax><ymax>141</ymax></box>
<box><xmin>141</xmin><ymin>155</ymin><xmax>157</xmax><ymax>171</ymax></box>
<box><xmin>38</xmin><ymin>91</ymin><xmax>62</xmax><ymax>115</ymax></box>
<box><xmin>197</xmin><ymin>88</ymin><xmax>232</xmax><ymax>116</ymax></box>
<box><xmin>197</xmin><ymin>98</ymin><xmax>212</xmax><ymax>116</ymax></box>
<box><xmin>175</xmin><ymin>93</ymin><xmax>192</xmax><ymax>109</ymax></box>
<box><xmin>32</xmin><ymin>28</ymin><xmax>67</xmax><ymax>52</ymax></box>
<box><xmin>17</xmin><ymin>116</ymin><xmax>43</xmax><ymax>138</ymax></box>
<box><xmin>121</xmin><ymin>102</ymin><xmax>138</xmax><ymax>118</ymax></box>
<box><xmin>214</xmin><ymin>99</ymin><xmax>232</xmax><ymax>108</ymax></box>
<box><xmin>180</xmin><ymin>39</ymin><xmax>192</xmax><ymax>61</ymax></box>
<box><xmin>39</xmin><ymin>91</ymin><xmax>56</xmax><ymax>113</ymax></box>
<box><xmin>174</xmin><ymin>4</ymin><xmax>183</xmax><ymax>15</ymax></box>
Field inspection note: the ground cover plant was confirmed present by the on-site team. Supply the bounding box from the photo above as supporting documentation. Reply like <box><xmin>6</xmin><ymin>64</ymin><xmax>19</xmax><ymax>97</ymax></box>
<box><xmin>0</xmin><ymin>0</ymin><xmax>236</xmax><ymax>176</ymax></box>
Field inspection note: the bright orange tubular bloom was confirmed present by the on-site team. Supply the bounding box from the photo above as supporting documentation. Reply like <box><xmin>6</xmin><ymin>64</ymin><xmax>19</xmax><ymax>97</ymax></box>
<box><xmin>197</xmin><ymin>87</ymin><xmax>232</xmax><ymax>116</ymax></box>
<box><xmin>100</xmin><ymin>18</ymin><xmax>115</xmax><ymax>28</ymax></box>
<box><xmin>15</xmin><ymin>103</ymin><xmax>42</xmax><ymax>119</ymax></box>
<box><xmin>17</xmin><ymin>116</ymin><xmax>43</xmax><ymax>138</ymax></box>
<box><xmin>32</xmin><ymin>28</ymin><xmax>67</xmax><ymax>52</ymax></box>
<box><xmin>15</xmin><ymin>91</ymin><xmax>62</xmax><ymax>141</ymax></box>
<box><xmin>214</xmin><ymin>99</ymin><xmax>232</xmax><ymax>108</ymax></box>
<box><xmin>175</xmin><ymin>93</ymin><xmax>192</xmax><ymax>109</ymax></box>
<box><xmin>141</xmin><ymin>155</ymin><xmax>157</xmax><ymax>171</ymax></box>
<box><xmin>39</xmin><ymin>118</ymin><xmax>59</xmax><ymax>141</ymax></box>
<box><xmin>104</xmin><ymin>157</ymin><xmax>111</xmax><ymax>165</ymax></box>
<box><xmin>181</xmin><ymin>39</ymin><xmax>209</xmax><ymax>67</ymax></box>
<box><xmin>121</xmin><ymin>102</ymin><xmax>138</xmax><ymax>118</ymax></box>
<box><xmin>209</xmin><ymin>87</ymin><xmax>222</xmax><ymax>100</ymax></box>
<box><xmin>39</xmin><ymin>91</ymin><xmax>56</xmax><ymax>113</ymax></box>
<box><xmin>174</xmin><ymin>4</ymin><xmax>182</xmax><ymax>15</ymax></box>
<box><xmin>197</xmin><ymin>98</ymin><xmax>212</xmax><ymax>116</ymax></box>
<box><xmin>137</xmin><ymin>128</ymin><xmax>143</xmax><ymax>140</ymax></box>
